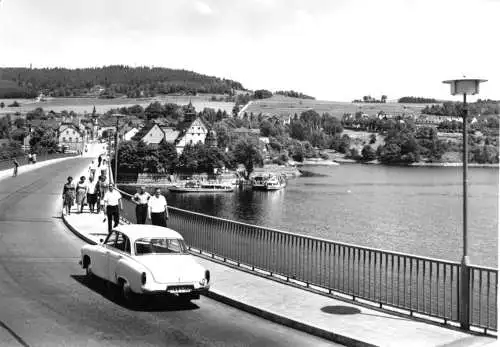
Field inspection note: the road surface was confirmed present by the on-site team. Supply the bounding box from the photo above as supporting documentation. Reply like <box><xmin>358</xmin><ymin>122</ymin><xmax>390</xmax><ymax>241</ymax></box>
<box><xmin>0</xmin><ymin>158</ymin><xmax>338</xmax><ymax>347</ymax></box>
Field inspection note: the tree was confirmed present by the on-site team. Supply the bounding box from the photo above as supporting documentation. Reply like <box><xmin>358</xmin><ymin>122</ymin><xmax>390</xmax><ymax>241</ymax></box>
<box><xmin>29</xmin><ymin>127</ymin><xmax>58</xmax><ymax>153</ymax></box>
<box><xmin>157</xmin><ymin>141</ymin><xmax>179</xmax><ymax>174</ymax></box>
<box><xmin>233</xmin><ymin>139</ymin><xmax>262</xmax><ymax>178</ymax></box>
<box><xmin>0</xmin><ymin>102</ymin><xmax>4</xmax><ymax>108</ymax></box>
<box><xmin>322</xmin><ymin>114</ymin><xmax>343</xmax><ymax>135</ymax></box>
<box><xmin>145</xmin><ymin>101</ymin><xmax>164</xmax><ymax>120</ymax></box>
<box><xmin>290</xmin><ymin>121</ymin><xmax>308</xmax><ymax>141</ymax></box>
<box><xmin>381</xmin><ymin>95</ymin><xmax>387</xmax><ymax>103</ymax></box>
<box><xmin>253</xmin><ymin>89</ymin><xmax>272</xmax><ymax>99</ymax></box>
<box><xmin>361</xmin><ymin>145</ymin><xmax>376</xmax><ymax>161</ymax></box>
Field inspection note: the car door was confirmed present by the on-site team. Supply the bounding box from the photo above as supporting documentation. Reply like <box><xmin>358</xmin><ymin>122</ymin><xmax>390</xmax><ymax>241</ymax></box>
<box><xmin>107</xmin><ymin>232</ymin><xmax>130</xmax><ymax>284</ymax></box>
<box><xmin>92</xmin><ymin>231</ymin><xmax>117</xmax><ymax>279</ymax></box>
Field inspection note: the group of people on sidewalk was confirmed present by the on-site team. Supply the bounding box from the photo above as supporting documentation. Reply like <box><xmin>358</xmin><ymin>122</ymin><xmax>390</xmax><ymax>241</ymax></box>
<box><xmin>62</xmin><ymin>155</ymin><xmax>170</xmax><ymax>234</ymax></box>
<box><xmin>100</xmin><ymin>185</ymin><xmax>170</xmax><ymax>234</ymax></box>
<box><xmin>62</xmin><ymin>155</ymin><xmax>109</xmax><ymax>215</ymax></box>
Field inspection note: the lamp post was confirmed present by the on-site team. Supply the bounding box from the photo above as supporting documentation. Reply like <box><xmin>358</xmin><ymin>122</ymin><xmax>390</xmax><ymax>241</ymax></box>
<box><xmin>113</xmin><ymin>114</ymin><xmax>126</xmax><ymax>184</ymax></box>
<box><xmin>442</xmin><ymin>77</ymin><xmax>487</xmax><ymax>330</ymax></box>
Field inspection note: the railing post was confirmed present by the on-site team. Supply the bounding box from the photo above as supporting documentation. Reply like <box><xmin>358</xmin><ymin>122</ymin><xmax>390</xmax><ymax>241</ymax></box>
<box><xmin>460</xmin><ymin>257</ymin><xmax>470</xmax><ymax>330</ymax></box>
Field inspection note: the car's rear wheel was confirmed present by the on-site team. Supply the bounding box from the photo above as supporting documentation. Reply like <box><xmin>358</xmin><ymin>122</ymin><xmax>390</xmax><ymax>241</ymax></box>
<box><xmin>118</xmin><ymin>279</ymin><xmax>145</xmax><ymax>308</ymax></box>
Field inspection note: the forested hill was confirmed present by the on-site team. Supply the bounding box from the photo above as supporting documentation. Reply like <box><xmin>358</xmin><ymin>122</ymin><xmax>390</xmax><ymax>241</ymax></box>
<box><xmin>0</xmin><ymin>65</ymin><xmax>246</xmax><ymax>98</ymax></box>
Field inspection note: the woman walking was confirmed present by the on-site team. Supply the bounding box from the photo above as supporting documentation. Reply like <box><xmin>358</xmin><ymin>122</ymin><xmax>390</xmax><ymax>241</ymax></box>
<box><xmin>62</xmin><ymin>176</ymin><xmax>76</xmax><ymax>215</ymax></box>
<box><xmin>75</xmin><ymin>176</ymin><xmax>88</xmax><ymax>213</ymax></box>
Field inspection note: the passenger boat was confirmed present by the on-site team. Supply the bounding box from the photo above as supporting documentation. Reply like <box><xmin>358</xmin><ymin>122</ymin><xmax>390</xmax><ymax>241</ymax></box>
<box><xmin>251</xmin><ymin>173</ymin><xmax>286</xmax><ymax>191</ymax></box>
<box><xmin>168</xmin><ymin>181</ymin><xmax>234</xmax><ymax>193</ymax></box>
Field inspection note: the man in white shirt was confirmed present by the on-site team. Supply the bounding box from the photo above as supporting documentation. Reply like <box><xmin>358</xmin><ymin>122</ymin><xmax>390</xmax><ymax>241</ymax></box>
<box><xmin>133</xmin><ymin>186</ymin><xmax>150</xmax><ymax>224</ymax></box>
<box><xmin>103</xmin><ymin>184</ymin><xmax>122</xmax><ymax>234</ymax></box>
<box><xmin>86</xmin><ymin>175</ymin><xmax>99</xmax><ymax>213</ymax></box>
<box><xmin>147</xmin><ymin>188</ymin><xmax>169</xmax><ymax>227</ymax></box>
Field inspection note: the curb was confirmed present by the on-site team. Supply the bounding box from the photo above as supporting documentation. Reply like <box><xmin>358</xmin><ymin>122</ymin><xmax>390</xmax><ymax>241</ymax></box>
<box><xmin>62</xmin><ymin>214</ymin><xmax>377</xmax><ymax>347</ymax></box>
<box><xmin>62</xmin><ymin>213</ymin><xmax>98</xmax><ymax>246</ymax></box>
<box><xmin>205</xmin><ymin>289</ymin><xmax>377</xmax><ymax>347</ymax></box>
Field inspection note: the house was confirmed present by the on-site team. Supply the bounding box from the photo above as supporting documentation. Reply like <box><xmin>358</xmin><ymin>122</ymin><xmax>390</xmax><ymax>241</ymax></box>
<box><xmin>175</xmin><ymin>117</ymin><xmax>209</xmax><ymax>154</ymax></box>
<box><xmin>132</xmin><ymin>123</ymin><xmax>165</xmax><ymax>146</ymax></box>
<box><xmin>162</xmin><ymin>127</ymin><xmax>180</xmax><ymax>144</ymax></box>
<box><xmin>123</xmin><ymin>128</ymin><xmax>139</xmax><ymax>141</ymax></box>
<box><xmin>58</xmin><ymin>123</ymin><xmax>85</xmax><ymax>152</ymax></box>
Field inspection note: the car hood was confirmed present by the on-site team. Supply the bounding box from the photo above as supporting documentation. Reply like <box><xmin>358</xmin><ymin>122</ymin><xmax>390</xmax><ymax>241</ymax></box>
<box><xmin>137</xmin><ymin>255</ymin><xmax>205</xmax><ymax>284</ymax></box>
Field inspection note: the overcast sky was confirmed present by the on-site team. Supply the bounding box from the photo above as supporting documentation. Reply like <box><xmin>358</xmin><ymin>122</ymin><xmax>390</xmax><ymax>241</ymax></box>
<box><xmin>0</xmin><ymin>0</ymin><xmax>498</xmax><ymax>101</ymax></box>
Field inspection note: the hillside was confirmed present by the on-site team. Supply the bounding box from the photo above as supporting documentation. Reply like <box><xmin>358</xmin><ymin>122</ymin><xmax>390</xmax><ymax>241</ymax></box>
<box><xmin>242</xmin><ymin>95</ymin><xmax>431</xmax><ymax>119</ymax></box>
<box><xmin>0</xmin><ymin>79</ymin><xmax>32</xmax><ymax>98</ymax></box>
<box><xmin>0</xmin><ymin>66</ymin><xmax>246</xmax><ymax>98</ymax></box>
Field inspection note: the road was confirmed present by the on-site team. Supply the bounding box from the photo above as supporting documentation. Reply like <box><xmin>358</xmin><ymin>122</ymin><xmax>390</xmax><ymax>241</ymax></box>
<box><xmin>0</xmin><ymin>158</ymin><xmax>338</xmax><ymax>347</ymax></box>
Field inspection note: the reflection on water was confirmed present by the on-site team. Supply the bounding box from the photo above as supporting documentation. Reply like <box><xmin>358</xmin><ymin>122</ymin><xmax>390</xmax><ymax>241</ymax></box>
<box><xmin>127</xmin><ymin>164</ymin><xmax>498</xmax><ymax>267</ymax></box>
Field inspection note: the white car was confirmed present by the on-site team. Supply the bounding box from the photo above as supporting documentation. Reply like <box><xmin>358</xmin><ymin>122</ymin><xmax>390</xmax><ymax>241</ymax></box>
<box><xmin>80</xmin><ymin>224</ymin><xmax>210</xmax><ymax>303</ymax></box>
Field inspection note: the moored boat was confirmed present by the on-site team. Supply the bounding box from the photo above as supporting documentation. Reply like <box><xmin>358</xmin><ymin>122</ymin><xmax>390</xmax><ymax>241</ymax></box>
<box><xmin>168</xmin><ymin>181</ymin><xmax>234</xmax><ymax>193</ymax></box>
<box><xmin>251</xmin><ymin>173</ymin><xmax>286</xmax><ymax>191</ymax></box>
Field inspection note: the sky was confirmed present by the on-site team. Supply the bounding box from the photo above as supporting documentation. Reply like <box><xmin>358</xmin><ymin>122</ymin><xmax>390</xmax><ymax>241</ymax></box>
<box><xmin>0</xmin><ymin>0</ymin><xmax>498</xmax><ymax>102</ymax></box>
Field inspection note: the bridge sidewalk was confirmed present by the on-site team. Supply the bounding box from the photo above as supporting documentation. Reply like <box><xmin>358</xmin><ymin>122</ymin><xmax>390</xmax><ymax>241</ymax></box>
<box><xmin>62</xmin><ymin>210</ymin><xmax>496</xmax><ymax>347</ymax></box>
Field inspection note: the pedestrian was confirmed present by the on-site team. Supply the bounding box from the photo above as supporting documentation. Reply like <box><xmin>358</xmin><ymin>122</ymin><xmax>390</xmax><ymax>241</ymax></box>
<box><xmin>75</xmin><ymin>176</ymin><xmax>88</xmax><ymax>213</ymax></box>
<box><xmin>86</xmin><ymin>175</ymin><xmax>98</xmax><ymax>213</ymax></box>
<box><xmin>103</xmin><ymin>184</ymin><xmax>122</xmax><ymax>234</ymax></box>
<box><xmin>32</xmin><ymin>153</ymin><xmax>37</xmax><ymax>164</ymax></box>
<box><xmin>88</xmin><ymin>160</ymin><xmax>96</xmax><ymax>180</ymax></box>
<box><xmin>100</xmin><ymin>159</ymin><xmax>108</xmax><ymax>180</ymax></box>
<box><xmin>133</xmin><ymin>186</ymin><xmax>150</xmax><ymax>224</ymax></box>
<box><xmin>62</xmin><ymin>176</ymin><xmax>76</xmax><ymax>215</ymax></box>
<box><xmin>12</xmin><ymin>158</ymin><xmax>19</xmax><ymax>177</ymax></box>
<box><xmin>98</xmin><ymin>155</ymin><xmax>102</xmax><ymax>167</ymax></box>
<box><xmin>96</xmin><ymin>175</ymin><xmax>107</xmax><ymax>213</ymax></box>
<box><xmin>28</xmin><ymin>153</ymin><xmax>33</xmax><ymax>164</ymax></box>
<box><xmin>147</xmin><ymin>187</ymin><xmax>169</xmax><ymax>227</ymax></box>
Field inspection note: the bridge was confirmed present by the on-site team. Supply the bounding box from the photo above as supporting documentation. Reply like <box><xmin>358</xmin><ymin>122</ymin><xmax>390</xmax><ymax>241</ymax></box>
<box><xmin>0</xmin><ymin>147</ymin><xmax>496</xmax><ymax>346</ymax></box>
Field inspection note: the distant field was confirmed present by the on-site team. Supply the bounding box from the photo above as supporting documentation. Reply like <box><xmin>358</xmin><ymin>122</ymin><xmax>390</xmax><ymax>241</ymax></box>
<box><xmin>0</xmin><ymin>95</ymin><xmax>235</xmax><ymax>116</ymax></box>
<box><xmin>244</xmin><ymin>95</ymin><xmax>432</xmax><ymax>119</ymax></box>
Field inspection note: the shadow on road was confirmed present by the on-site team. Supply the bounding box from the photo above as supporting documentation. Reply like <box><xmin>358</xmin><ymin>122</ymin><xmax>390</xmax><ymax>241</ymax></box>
<box><xmin>71</xmin><ymin>274</ymin><xmax>200</xmax><ymax>312</ymax></box>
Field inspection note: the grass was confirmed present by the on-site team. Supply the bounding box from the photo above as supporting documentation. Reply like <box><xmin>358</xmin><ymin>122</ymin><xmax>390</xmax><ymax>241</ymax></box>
<box><xmin>244</xmin><ymin>95</ymin><xmax>432</xmax><ymax>119</ymax></box>
<box><xmin>0</xmin><ymin>95</ymin><xmax>235</xmax><ymax>116</ymax></box>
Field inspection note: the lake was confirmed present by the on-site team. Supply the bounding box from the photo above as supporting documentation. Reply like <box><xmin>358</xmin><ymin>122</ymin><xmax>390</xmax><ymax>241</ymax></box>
<box><xmin>160</xmin><ymin>164</ymin><xmax>498</xmax><ymax>267</ymax></box>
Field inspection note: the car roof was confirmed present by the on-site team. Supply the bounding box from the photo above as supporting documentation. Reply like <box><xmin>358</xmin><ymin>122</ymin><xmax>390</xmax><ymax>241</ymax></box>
<box><xmin>113</xmin><ymin>224</ymin><xmax>184</xmax><ymax>241</ymax></box>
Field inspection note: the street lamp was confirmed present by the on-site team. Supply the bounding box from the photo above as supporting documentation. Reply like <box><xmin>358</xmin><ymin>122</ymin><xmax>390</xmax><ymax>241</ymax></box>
<box><xmin>442</xmin><ymin>77</ymin><xmax>487</xmax><ymax>330</ymax></box>
<box><xmin>113</xmin><ymin>114</ymin><xmax>126</xmax><ymax>184</ymax></box>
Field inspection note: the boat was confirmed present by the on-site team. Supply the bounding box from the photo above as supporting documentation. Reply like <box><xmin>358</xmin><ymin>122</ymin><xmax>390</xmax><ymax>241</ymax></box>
<box><xmin>251</xmin><ymin>173</ymin><xmax>286</xmax><ymax>191</ymax></box>
<box><xmin>168</xmin><ymin>181</ymin><xmax>234</xmax><ymax>193</ymax></box>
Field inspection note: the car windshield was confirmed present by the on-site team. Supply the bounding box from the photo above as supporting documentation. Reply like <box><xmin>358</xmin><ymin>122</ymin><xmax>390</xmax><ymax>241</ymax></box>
<box><xmin>134</xmin><ymin>237</ymin><xmax>189</xmax><ymax>255</ymax></box>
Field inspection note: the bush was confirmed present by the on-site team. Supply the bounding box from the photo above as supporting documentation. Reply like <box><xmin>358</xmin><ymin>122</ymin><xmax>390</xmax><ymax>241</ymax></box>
<box><xmin>8</xmin><ymin>101</ymin><xmax>20</xmax><ymax>107</ymax></box>
<box><xmin>361</xmin><ymin>145</ymin><xmax>376</xmax><ymax>161</ymax></box>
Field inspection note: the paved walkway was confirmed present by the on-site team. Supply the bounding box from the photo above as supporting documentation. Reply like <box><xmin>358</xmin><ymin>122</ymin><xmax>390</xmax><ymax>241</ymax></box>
<box><xmin>62</xmin><ymin>160</ymin><xmax>497</xmax><ymax>347</ymax></box>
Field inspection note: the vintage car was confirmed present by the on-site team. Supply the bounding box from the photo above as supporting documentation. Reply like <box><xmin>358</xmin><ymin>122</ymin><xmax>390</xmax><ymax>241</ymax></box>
<box><xmin>80</xmin><ymin>224</ymin><xmax>210</xmax><ymax>303</ymax></box>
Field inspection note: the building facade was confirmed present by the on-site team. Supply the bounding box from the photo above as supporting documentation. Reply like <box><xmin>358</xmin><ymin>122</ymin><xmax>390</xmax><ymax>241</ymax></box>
<box><xmin>175</xmin><ymin>117</ymin><xmax>209</xmax><ymax>154</ymax></box>
<box><xmin>58</xmin><ymin>124</ymin><xmax>85</xmax><ymax>152</ymax></box>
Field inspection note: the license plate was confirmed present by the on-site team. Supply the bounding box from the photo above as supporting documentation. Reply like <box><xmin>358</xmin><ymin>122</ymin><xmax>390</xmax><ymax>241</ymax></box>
<box><xmin>168</xmin><ymin>289</ymin><xmax>191</xmax><ymax>294</ymax></box>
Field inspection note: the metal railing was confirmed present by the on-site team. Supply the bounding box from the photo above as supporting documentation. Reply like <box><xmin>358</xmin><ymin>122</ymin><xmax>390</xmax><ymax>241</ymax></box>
<box><xmin>116</xmin><ymin>187</ymin><xmax>497</xmax><ymax>333</ymax></box>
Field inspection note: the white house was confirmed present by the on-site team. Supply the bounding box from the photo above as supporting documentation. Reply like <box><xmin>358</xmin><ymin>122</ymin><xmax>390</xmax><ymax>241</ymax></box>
<box><xmin>58</xmin><ymin>123</ymin><xmax>85</xmax><ymax>152</ymax></box>
<box><xmin>175</xmin><ymin>117</ymin><xmax>209</xmax><ymax>154</ymax></box>
<box><xmin>135</xmin><ymin>123</ymin><xmax>165</xmax><ymax>146</ymax></box>
<box><xmin>123</xmin><ymin>128</ymin><xmax>139</xmax><ymax>141</ymax></box>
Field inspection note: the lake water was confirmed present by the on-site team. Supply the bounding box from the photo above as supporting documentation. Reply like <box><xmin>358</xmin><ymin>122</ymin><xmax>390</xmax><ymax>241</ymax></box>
<box><xmin>161</xmin><ymin>165</ymin><xmax>498</xmax><ymax>267</ymax></box>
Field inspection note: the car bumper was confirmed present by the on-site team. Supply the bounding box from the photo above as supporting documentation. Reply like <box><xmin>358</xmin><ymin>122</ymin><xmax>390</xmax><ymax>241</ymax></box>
<box><xmin>140</xmin><ymin>284</ymin><xmax>210</xmax><ymax>296</ymax></box>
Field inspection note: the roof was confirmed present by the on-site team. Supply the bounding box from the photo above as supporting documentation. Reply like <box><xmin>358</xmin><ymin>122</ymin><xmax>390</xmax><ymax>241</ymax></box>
<box><xmin>132</xmin><ymin>123</ymin><xmax>162</xmax><ymax>141</ymax></box>
<box><xmin>113</xmin><ymin>224</ymin><xmax>183</xmax><ymax>241</ymax></box>
<box><xmin>162</xmin><ymin>127</ymin><xmax>180</xmax><ymax>142</ymax></box>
